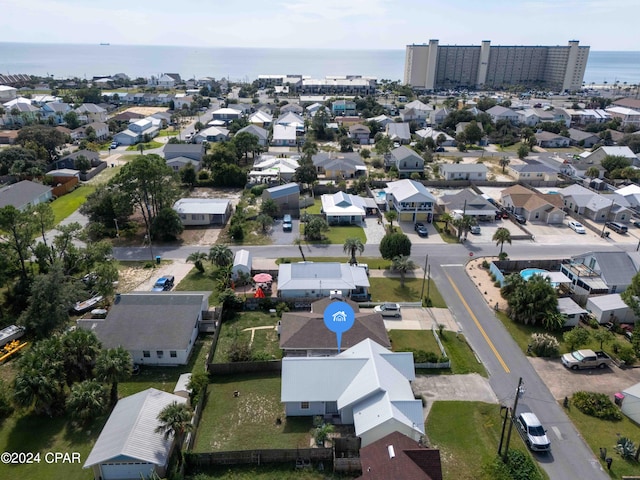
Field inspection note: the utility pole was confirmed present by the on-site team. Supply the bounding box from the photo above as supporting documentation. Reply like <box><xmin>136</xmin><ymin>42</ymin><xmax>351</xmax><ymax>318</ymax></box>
<box><xmin>420</xmin><ymin>254</ymin><xmax>429</xmax><ymax>300</ymax></box>
<box><xmin>600</xmin><ymin>199</ymin><xmax>615</xmax><ymax>238</ymax></box>
<box><xmin>502</xmin><ymin>377</ymin><xmax>524</xmax><ymax>462</ymax></box>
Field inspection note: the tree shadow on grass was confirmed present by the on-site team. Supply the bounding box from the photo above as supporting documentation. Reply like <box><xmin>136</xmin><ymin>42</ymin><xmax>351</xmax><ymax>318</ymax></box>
<box><xmin>5</xmin><ymin>413</ymin><xmax>68</xmax><ymax>452</ymax></box>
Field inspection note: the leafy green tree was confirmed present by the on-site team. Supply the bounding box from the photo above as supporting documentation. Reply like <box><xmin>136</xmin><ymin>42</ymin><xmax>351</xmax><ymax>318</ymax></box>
<box><xmin>585</xmin><ymin>166</ymin><xmax>600</xmax><ymax>179</ymax></box>
<box><xmin>0</xmin><ymin>205</ymin><xmax>36</xmax><ymax>281</ymax></box>
<box><xmin>61</xmin><ymin>329</ymin><xmax>102</xmax><ymax>386</ymax></box>
<box><xmin>74</xmin><ymin>155</ymin><xmax>91</xmax><ymax>174</ymax></box>
<box><xmin>601</xmin><ymin>155</ymin><xmax>631</xmax><ymax>175</ymax></box>
<box><xmin>232</xmin><ymin>132</ymin><xmax>261</xmax><ymax>159</ymax></box>
<box><xmin>255</xmin><ymin>213</ymin><xmax>274</xmax><ymax>233</ymax></box>
<box><xmin>187</xmin><ymin>372</ymin><xmax>209</xmax><ymax>405</ymax></box>
<box><xmin>151</xmin><ymin>207</ymin><xmax>184</xmax><ymax>241</ymax></box>
<box><xmin>374</xmin><ymin>136</ymin><xmax>392</xmax><ymax>155</ymax></box>
<box><xmin>304</xmin><ymin>216</ymin><xmax>329</xmax><ymax>241</ymax></box>
<box><xmin>64</xmin><ymin>111</ymin><xmax>81</xmax><ymax>129</ymax></box>
<box><xmin>80</xmin><ymin>185</ymin><xmax>134</xmax><ymax>234</ymax></box>
<box><xmin>19</xmin><ymin>263</ymin><xmax>77</xmax><ymax>338</ymax></box>
<box><xmin>464</xmin><ymin>120</ymin><xmax>483</xmax><ymax>145</ymax></box>
<box><xmin>502</xmin><ymin>274</ymin><xmax>558</xmax><ymax>327</ymax></box>
<box><xmin>492</xmin><ymin>227</ymin><xmax>512</xmax><ymax>255</ymax></box>
<box><xmin>66</xmin><ymin>380</ymin><xmax>109</xmax><ymax>426</ymax></box>
<box><xmin>293</xmin><ymin>162</ymin><xmax>318</xmax><ymax>191</ymax></box>
<box><xmin>260</xmin><ymin>198</ymin><xmax>280</xmax><ymax>218</ymax></box>
<box><xmin>391</xmin><ymin>254</ymin><xmax>416</xmax><ymax>287</ymax></box>
<box><xmin>93</xmin><ymin>261</ymin><xmax>119</xmax><ymax>299</ymax></box>
<box><xmin>622</xmin><ymin>271</ymin><xmax>640</xmax><ymax>318</ymax></box>
<box><xmin>384</xmin><ymin>210</ymin><xmax>398</xmax><ymax>231</ymax></box>
<box><xmin>379</xmin><ymin>232</ymin><xmax>411</xmax><ymax>260</ymax></box>
<box><xmin>563</xmin><ymin>327</ymin><xmax>591</xmax><ymax>351</ymax></box>
<box><xmin>592</xmin><ymin>328</ymin><xmax>614</xmax><ymax>350</ymax></box>
<box><xmin>16</xmin><ymin>125</ymin><xmax>68</xmax><ymax>161</ymax></box>
<box><xmin>95</xmin><ymin>346</ymin><xmax>133</xmax><ymax>407</ymax></box>
<box><xmin>208</xmin><ymin>244</ymin><xmax>233</xmax><ymax>267</ymax></box>
<box><xmin>187</xmin><ymin>251</ymin><xmax>208</xmax><ymax>273</ymax></box>
<box><xmin>0</xmin><ymin>146</ymin><xmax>46</xmax><ymax>176</ymax></box>
<box><xmin>179</xmin><ymin>162</ymin><xmax>197</xmax><ymax>187</ymax></box>
<box><xmin>155</xmin><ymin>401</ymin><xmax>194</xmax><ymax>461</ymax></box>
<box><xmin>517</xmin><ymin>143</ymin><xmax>530</xmax><ymax>159</ymax></box>
<box><xmin>343</xmin><ymin>238</ymin><xmax>365</xmax><ymax>265</ymax></box>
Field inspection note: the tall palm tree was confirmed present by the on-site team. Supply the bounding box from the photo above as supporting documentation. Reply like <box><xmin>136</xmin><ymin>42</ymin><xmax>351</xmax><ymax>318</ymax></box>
<box><xmin>384</xmin><ymin>210</ymin><xmax>398</xmax><ymax>232</ymax></box>
<box><xmin>343</xmin><ymin>238</ymin><xmax>365</xmax><ymax>265</ymax></box>
<box><xmin>155</xmin><ymin>401</ymin><xmax>194</xmax><ymax>462</ymax></box>
<box><xmin>585</xmin><ymin>166</ymin><xmax>600</xmax><ymax>179</ymax></box>
<box><xmin>186</xmin><ymin>251</ymin><xmax>208</xmax><ymax>273</ymax></box>
<box><xmin>492</xmin><ymin>227</ymin><xmax>512</xmax><ymax>255</ymax></box>
<box><xmin>61</xmin><ymin>328</ymin><xmax>102</xmax><ymax>386</ymax></box>
<box><xmin>66</xmin><ymin>380</ymin><xmax>109</xmax><ymax>426</ymax></box>
<box><xmin>499</xmin><ymin>155</ymin><xmax>510</xmax><ymax>173</ymax></box>
<box><xmin>95</xmin><ymin>347</ymin><xmax>133</xmax><ymax>407</ymax></box>
<box><xmin>293</xmin><ymin>237</ymin><xmax>307</xmax><ymax>262</ymax></box>
<box><xmin>255</xmin><ymin>213</ymin><xmax>274</xmax><ymax>233</ymax></box>
<box><xmin>391</xmin><ymin>254</ymin><xmax>416</xmax><ymax>288</ymax></box>
<box><xmin>440</xmin><ymin>212</ymin><xmax>453</xmax><ymax>235</ymax></box>
<box><xmin>208</xmin><ymin>244</ymin><xmax>233</xmax><ymax>267</ymax></box>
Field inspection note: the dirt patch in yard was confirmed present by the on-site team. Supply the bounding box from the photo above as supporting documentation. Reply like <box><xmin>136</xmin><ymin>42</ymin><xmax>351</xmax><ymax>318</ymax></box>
<box><xmin>123</xmin><ymin>106</ymin><xmax>169</xmax><ymax>116</ymax></box>
<box><xmin>117</xmin><ymin>265</ymin><xmax>159</xmax><ymax>292</ymax></box>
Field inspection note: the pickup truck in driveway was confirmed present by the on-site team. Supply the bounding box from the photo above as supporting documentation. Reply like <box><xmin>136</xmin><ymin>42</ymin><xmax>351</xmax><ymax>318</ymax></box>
<box><xmin>562</xmin><ymin>349</ymin><xmax>613</xmax><ymax>370</ymax></box>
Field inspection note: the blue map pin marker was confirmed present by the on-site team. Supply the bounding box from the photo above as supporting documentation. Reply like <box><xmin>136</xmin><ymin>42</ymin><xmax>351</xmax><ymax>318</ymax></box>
<box><xmin>323</xmin><ymin>301</ymin><xmax>355</xmax><ymax>352</ymax></box>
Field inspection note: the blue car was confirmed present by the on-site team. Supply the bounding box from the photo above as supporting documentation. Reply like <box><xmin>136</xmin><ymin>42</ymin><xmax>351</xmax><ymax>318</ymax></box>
<box><xmin>152</xmin><ymin>276</ymin><xmax>175</xmax><ymax>292</ymax></box>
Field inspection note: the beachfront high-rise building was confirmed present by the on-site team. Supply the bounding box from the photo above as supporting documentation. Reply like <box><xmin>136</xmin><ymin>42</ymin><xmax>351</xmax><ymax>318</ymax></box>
<box><xmin>404</xmin><ymin>40</ymin><xmax>589</xmax><ymax>92</ymax></box>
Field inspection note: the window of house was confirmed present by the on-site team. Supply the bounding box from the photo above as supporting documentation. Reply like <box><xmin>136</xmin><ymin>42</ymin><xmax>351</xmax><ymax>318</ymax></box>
<box><xmin>301</xmin><ymin>402</ymin><xmax>309</xmax><ymax>409</ymax></box>
<box><xmin>143</xmin><ymin>351</ymin><xmax>150</xmax><ymax>358</ymax></box>
<box><xmin>170</xmin><ymin>351</ymin><xmax>177</xmax><ymax>358</ymax></box>
<box><xmin>156</xmin><ymin>350</ymin><xmax>164</xmax><ymax>358</ymax></box>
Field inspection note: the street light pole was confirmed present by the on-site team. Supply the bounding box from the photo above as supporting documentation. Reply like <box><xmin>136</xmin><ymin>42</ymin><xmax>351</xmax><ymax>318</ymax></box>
<box><xmin>420</xmin><ymin>254</ymin><xmax>429</xmax><ymax>301</ymax></box>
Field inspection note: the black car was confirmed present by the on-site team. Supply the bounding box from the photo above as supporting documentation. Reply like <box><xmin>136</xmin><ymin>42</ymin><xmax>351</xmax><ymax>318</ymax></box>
<box><xmin>514</xmin><ymin>214</ymin><xmax>527</xmax><ymax>224</ymax></box>
<box><xmin>414</xmin><ymin>222</ymin><xmax>429</xmax><ymax>237</ymax></box>
<box><xmin>633</xmin><ymin>220</ymin><xmax>640</xmax><ymax>228</ymax></box>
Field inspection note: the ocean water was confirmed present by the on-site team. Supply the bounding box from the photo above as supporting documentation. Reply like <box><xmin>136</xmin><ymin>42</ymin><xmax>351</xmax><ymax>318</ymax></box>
<box><xmin>0</xmin><ymin>42</ymin><xmax>639</xmax><ymax>85</ymax></box>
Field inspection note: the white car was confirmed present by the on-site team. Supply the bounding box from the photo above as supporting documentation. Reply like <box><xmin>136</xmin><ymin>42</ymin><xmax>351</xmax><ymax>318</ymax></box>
<box><xmin>374</xmin><ymin>303</ymin><xmax>401</xmax><ymax>318</ymax></box>
<box><xmin>568</xmin><ymin>220</ymin><xmax>586</xmax><ymax>234</ymax></box>
<box><xmin>516</xmin><ymin>412</ymin><xmax>551</xmax><ymax>452</ymax></box>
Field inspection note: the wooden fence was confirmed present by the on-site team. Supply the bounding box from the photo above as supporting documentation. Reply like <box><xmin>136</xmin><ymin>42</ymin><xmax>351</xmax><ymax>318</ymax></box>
<box><xmin>187</xmin><ymin>448</ymin><xmax>332</xmax><ymax>467</ymax></box>
<box><xmin>207</xmin><ymin>359</ymin><xmax>282</xmax><ymax>375</ymax></box>
<box><xmin>51</xmin><ymin>176</ymin><xmax>78</xmax><ymax>197</ymax></box>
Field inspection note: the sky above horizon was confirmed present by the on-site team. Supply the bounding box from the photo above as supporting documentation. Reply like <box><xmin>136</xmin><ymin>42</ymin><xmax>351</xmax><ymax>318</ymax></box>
<box><xmin>2</xmin><ymin>0</ymin><xmax>638</xmax><ymax>51</ymax></box>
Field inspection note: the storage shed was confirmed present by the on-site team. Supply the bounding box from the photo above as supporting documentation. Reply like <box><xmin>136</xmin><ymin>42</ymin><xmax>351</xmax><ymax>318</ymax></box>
<box><xmin>173</xmin><ymin>373</ymin><xmax>192</xmax><ymax>402</ymax></box>
<box><xmin>232</xmin><ymin>249</ymin><xmax>252</xmax><ymax>281</ymax></box>
<box><xmin>621</xmin><ymin>382</ymin><xmax>640</xmax><ymax>424</ymax></box>
<box><xmin>585</xmin><ymin>293</ymin><xmax>637</xmax><ymax>324</ymax></box>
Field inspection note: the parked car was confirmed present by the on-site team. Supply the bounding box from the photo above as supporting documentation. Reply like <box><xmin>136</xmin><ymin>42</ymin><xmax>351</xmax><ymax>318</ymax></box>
<box><xmin>414</xmin><ymin>222</ymin><xmax>429</xmax><ymax>237</ymax></box>
<box><xmin>282</xmin><ymin>214</ymin><xmax>292</xmax><ymax>232</ymax></box>
<box><xmin>152</xmin><ymin>275</ymin><xmax>175</xmax><ymax>292</ymax></box>
<box><xmin>435</xmin><ymin>147</ymin><xmax>446</xmax><ymax>152</ymax></box>
<box><xmin>567</xmin><ymin>220</ymin><xmax>586</xmax><ymax>234</ymax></box>
<box><xmin>605</xmin><ymin>221</ymin><xmax>628</xmax><ymax>234</ymax></box>
<box><xmin>469</xmin><ymin>225</ymin><xmax>481</xmax><ymax>234</ymax></box>
<box><xmin>633</xmin><ymin>220</ymin><xmax>640</xmax><ymax>228</ymax></box>
<box><xmin>109</xmin><ymin>142</ymin><xmax>118</xmax><ymax>149</ymax></box>
<box><xmin>373</xmin><ymin>303</ymin><xmax>401</xmax><ymax>318</ymax></box>
<box><xmin>561</xmin><ymin>349</ymin><xmax>613</xmax><ymax>370</ymax></box>
<box><xmin>516</xmin><ymin>412</ymin><xmax>551</xmax><ymax>452</ymax></box>
<box><xmin>514</xmin><ymin>214</ymin><xmax>527</xmax><ymax>224</ymax></box>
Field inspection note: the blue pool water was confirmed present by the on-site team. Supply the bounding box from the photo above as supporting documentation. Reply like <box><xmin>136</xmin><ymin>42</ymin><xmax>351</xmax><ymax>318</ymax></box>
<box><xmin>376</xmin><ymin>191</ymin><xmax>386</xmax><ymax>201</ymax></box>
<box><xmin>520</xmin><ymin>268</ymin><xmax>548</xmax><ymax>281</ymax></box>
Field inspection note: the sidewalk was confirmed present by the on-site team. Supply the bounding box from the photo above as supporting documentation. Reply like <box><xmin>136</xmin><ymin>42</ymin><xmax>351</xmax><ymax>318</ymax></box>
<box><xmin>384</xmin><ymin>306</ymin><xmax>459</xmax><ymax>332</ymax></box>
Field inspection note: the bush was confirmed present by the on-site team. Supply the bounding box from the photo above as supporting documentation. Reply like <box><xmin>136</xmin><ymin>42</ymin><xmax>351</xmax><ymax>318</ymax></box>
<box><xmin>529</xmin><ymin>333</ymin><xmax>560</xmax><ymax>357</ymax></box>
<box><xmin>588</xmin><ymin>318</ymin><xmax>600</xmax><ymax>329</ymax></box>
<box><xmin>482</xmin><ymin>450</ymin><xmax>543</xmax><ymax>480</ymax></box>
<box><xmin>493</xmin><ymin>281</ymin><xmax>501</xmax><ymax>288</ymax></box>
<box><xmin>275</xmin><ymin>302</ymin><xmax>290</xmax><ymax>317</ymax></box>
<box><xmin>481</xmin><ymin>260</ymin><xmax>490</xmax><ymax>269</ymax></box>
<box><xmin>572</xmin><ymin>391</ymin><xmax>622</xmax><ymax>420</ymax></box>
<box><xmin>617</xmin><ymin>345</ymin><xmax>636</xmax><ymax>365</ymax></box>
<box><xmin>0</xmin><ymin>380</ymin><xmax>14</xmax><ymax>419</ymax></box>
<box><xmin>228</xmin><ymin>335</ymin><xmax>252</xmax><ymax>362</ymax></box>
<box><xmin>229</xmin><ymin>223</ymin><xmax>244</xmax><ymax>241</ymax></box>
<box><xmin>409</xmin><ymin>349</ymin><xmax>440</xmax><ymax>363</ymax></box>
<box><xmin>197</xmin><ymin>170</ymin><xmax>209</xmax><ymax>180</ymax></box>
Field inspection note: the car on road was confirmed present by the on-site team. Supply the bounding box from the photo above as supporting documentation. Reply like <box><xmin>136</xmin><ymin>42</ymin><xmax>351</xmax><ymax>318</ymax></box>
<box><xmin>516</xmin><ymin>412</ymin><xmax>551</xmax><ymax>452</ymax></box>
<box><xmin>374</xmin><ymin>303</ymin><xmax>401</xmax><ymax>318</ymax></box>
<box><xmin>152</xmin><ymin>275</ymin><xmax>175</xmax><ymax>292</ymax></box>
<box><xmin>282</xmin><ymin>214</ymin><xmax>292</xmax><ymax>232</ymax></box>
<box><xmin>414</xmin><ymin>222</ymin><xmax>429</xmax><ymax>237</ymax></box>
<box><xmin>567</xmin><ymin>220</ymin><xmax>586</xmax><ymax>234</ymax></box>
<box><xmin>470</xmin><ymin>225</ymin><xmax>481</xmax><ymax>234</ymax></box>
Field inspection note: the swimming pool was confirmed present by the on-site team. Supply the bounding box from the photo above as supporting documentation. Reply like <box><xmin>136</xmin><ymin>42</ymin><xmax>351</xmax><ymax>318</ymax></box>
<box><xmin>375</xmin><ymin>190</ymin><xmax>386</xmax><ymax>201</ymax></box>
<box><xmin>520</xmin><ymin>268</ymin><xmax>549</xmax><ymax>281</ymax></box>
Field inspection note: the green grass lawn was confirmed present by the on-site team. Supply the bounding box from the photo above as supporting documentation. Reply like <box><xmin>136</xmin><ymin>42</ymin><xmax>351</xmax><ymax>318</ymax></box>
<box><xmin>301</xmin><ymin>200</ymin><xmax>322</xmax><ymax>215</ymax></box>
<box><xmin>157</xmin><ymin>129</ymin><xmax>179</xmax><ymax>137</ymax></box>
<box><xmin>368</xmin><ymin>277</ymin><xmax>446</xmax><ymax>307</ymax></box>
<box><xmin>174</xmin><ymin>265</ymin><xmax>222</xmax><ymax>306</ymax></box>
<box><xmin>434</xmin><ymin>221</ymin><xmax>459</xmax><ymax>244</ymax></box>
<box><xmin>193</xmin><ymin>373</ymin><xmax>312</xmax><ymax>452</ymax></box>
<box><xmin>566</xmin><ymin>402</ymin><xmax>640</xmax><ymax>479</ymax></box>
<box><xmin>125</xmin><ymin>140</ymin><xmax>164</xmax><ymax>151</ymax></box>
<box><xmin>303</xmin><ymin>225</ymin><xmax>367</xmax><ymax>245</ymax></box>
<box><xmin>428</xmin><ymin>401</ymin><xmax>545</xmax><ymax>480</ymax></box>
<box><xmin>277</xmin><ymin>256</ymin><xmax>392</xmax><ymax>270</ymax></box>
<box><xmin>389</xmin><ymin>330</ymin><xmax>439</xmax><ymax>353</ymax></box>
<box><xmin>212</xmin><ymin>311</ymin><xmax>282</xmax><ymax>363</ymax></box>
<box><xmin>186</xmin><ymin>464</ymin><xmax>352</xmax><ymax>480</ymax></box>
<box><xmin>50</xmin><ymin>185</ymin><xmax>96</xmax><ymax>224</ymax></box>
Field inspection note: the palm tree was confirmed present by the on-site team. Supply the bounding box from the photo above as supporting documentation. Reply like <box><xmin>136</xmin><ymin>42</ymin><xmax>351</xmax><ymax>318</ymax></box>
<box><xmin>95</xmin><ymin>347</ymin><xmax>133</xmax><ymax>407</ymax></box>
<box><xmin>585</xmin><ymin>166</ymin><xmax>600</xmax><ymax>179</ymax></box>
<box><xmin>384</xmin><ymin>210</ymin><xmax>398</xmax><ymax>232</ymax></box>
<box><xmin>293</xmin><ymin>236</ymin><xmax>307</xmax><ymax>262</ymax></box>
<box><xmin>492</xmin><ymin>227</ymin><xmax>512</xmax><ymax>255</ymax></box>
<box><xmin>61</xmin><ymin>328</ymin><xmax>102</xmax><ymax>386</ymax></box>
<box><xmin>155</xmin><ymin>401</ymin><xmax>194</xmax><ymax>462</ymax></box>
<box><xmin>255</xmin><ymin>213</ymin><xmax>274</xmax><ymax>233</ymax></box>
<box><xmin>391</xmin><ymin>254</ymin><xmax>416</xmax><ymax>288</ymax></box>
<box><xmin>186</xmin><ymin>251</ymin><xmax>208</xmax><ymax>273</ymax></box>
<box><xmin>454</xmin><ymin>215</ymin><xmax>475</xmax><ymax>240</ymax></box>
<box><xmin>499</xmin><ymin>155</ymin><xmax>510</xmax><ymax>173</ymax></box>
<box><xmin>343</xmin><ymin>238</ymin><xmax>365</xmax><ymax>265</ymax></box>
<box><xmin>208</xmin><ymin>244</ymin><xmax>233</xmax><ymax>267</ymax></box>
<box><xmin>66</xmin><ymin>380</ymin><xmax>109</xmax><ymax>426</ymax></box>
<box><xmin>439</xmin><ymin>212</ymin><xmax>453</xmax><ymax>235</ymax></box>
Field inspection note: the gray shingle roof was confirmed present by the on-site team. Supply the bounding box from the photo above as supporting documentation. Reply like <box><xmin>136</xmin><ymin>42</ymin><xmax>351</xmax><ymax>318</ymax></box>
<box><xmin>0</xmin><ymin>180</ymin><xmax>52</xmax><ymax>209</ymax></box>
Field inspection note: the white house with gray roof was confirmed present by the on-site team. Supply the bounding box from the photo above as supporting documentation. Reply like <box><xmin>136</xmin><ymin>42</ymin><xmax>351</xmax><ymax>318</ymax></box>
<box><xmin>385</xmin><ymin>146</ymin><xmax>424</xmax><ymax>178</ymax></box>
<box><xmin>586</xmin><ymin>294</ymin><xmax>637</xmax><ymax>324</ymax></box>
<box><xmin>77</xmin><ymin>292</ymin><xmax>211</xmax><ymax>365</ymax></box>
<box><xmin>236</xmin><ymin>124</ymin><xmax>269</xmax><ymax>146</ymax></box>
<box><xmin>384</xmin><ymin>179</ymin><xmax>435</xmax><ymax>222</ymax></box>
<box><xmin>84</xmin><ymin>388</ymin><xmax>187</xmax><ymax>480</ymax></box>
<box><xmin>384</xmin><ymin>122</ymin><xmax>411</xmax><ymax>144</ymax></box>
<box><xmin>486</xmin><ymin>105</ymin><xmax>519</xmax><ymax>124</ymax></box>
<box><xmin>321</xmin><ymin>191</ymin><xmax>377</xmax><ymax>225</ymax></box>
<box><xmin>560</xmin><ymin>251</ymin><xmax>638</xmax><ymax>296</ymax></box>
<box><xmin>277</xmin><ymin>262</ymin><xmax>370</xmax><ymax>300</ymax></box>
<box><xmin>508</xmin><ymin>160</ymin><xmax>558</xmax><ymax>182</ymax></box>
<box><xmin>0</xmin><ymin>180</ymin><xmax>52</xmax><ymax>211</ymax></box>
<box><xmin>559</xmin><ymin>184</ymin><xmax>631</xmax><ymax>223</ymax></box>
<box><xmin>173</xmin><ymin>198</ymin><xmax>232</xmax><ymax>225</ymax></box>
<box><xmin>439</xmin><ymin>163</ymin><xmax>488</xmax><ymax>181</ymax></box>
<box><xmin>281</xmin><ymin>338</ymin><xmax>424</xmax><ymax>447</ymax></box>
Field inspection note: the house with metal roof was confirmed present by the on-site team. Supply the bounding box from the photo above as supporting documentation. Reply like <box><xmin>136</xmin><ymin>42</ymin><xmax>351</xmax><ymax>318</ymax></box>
<box><xmin>559</xmin><ymin>184</ymin><xmax>631</xmax><ymax>223</ymax></box>
<box><xmin>384</xmin><ymin>179</ymin><xmax>435</xmax><ymax>222</ymax></box>
<box><xmin>384</xmin><ymin>123</ymin><xmax>411</xmax><ymax>144</ymax></box>
<box><xmin>321</xmin><ymin>191</ymin><xmax>376</xmax><ymax>225</ymax></box>
<box><xmin>281</xmin><ymin>338</ymin><xmax>424</xmax><ymax>447</ymax></box>
<box><xmin>248</xmin><ymin>110</ymin><xmax>273</xmax><ymax>127</ymax></box>
<box><xmin>621</xmin><ymin>382</ymin><xmax>640</xmax><ymax>424</ymax></box>
<box><xmin>439</xmin><ymin>163</ymin><xmax>487</xmax><ymax>181</ymax></box>
<box><xmin>271</xmin><ymin>124</ymin><xmax>298</xmax><ymax>146</ymax></box>
<box><xmin>277</xmin><ymin>262</ymin><xmax>370</xmax><ymax>300</ymax></box>
<box><xmin>279</xmin><ymin>296</ymin><xmax>390</xmax><ymax>357</ymax></box>
<box><xmin>173</xmin><ymin>198</ymin><xmax>232</xmax><ymax>226</ymax></box>
<box><xmin>84</xmin><ymin>388</ymin><xmax>187</xmax><ymax>480</ymax></box>
<box><xmin>275</xmin><ymin>111</ymin><xmax>305</xmax><ymax>132</ymax></box>
<box><xmin>560</xmin><ymin>252</ymin><xmax>638</xmax><ymax>296</ymax></box>
<box><xmin>77</xmin><ymin>292</ymin><xmax>211</xmax><ymax>365</ymax></box>
<box><xmin>250</xmin><ymin>156</ymin><xmax>300</xmax><ymax>183</ymax></box>
<box><xmin>507</xmin><ymin>159</ymin><xmax>558</xmax><ymax>182</ymax></box>
<box><xmin>384</xmin><ymin>146</ymin><xmax>424</xmax><ymax>178</ymax></box>
<box><xmin>586</xmin><ymin>293</ymin><xmax>637</xmax><ymax>324</ymax></box>
<box><xmin>262</xmin><ymin>182</ymin><xmax>300</xmax><ymax>217</ymax></box>
<box><xmin>0</xmin><ymin>180</ymin><xmax>53</xmax><ymax>211</ymax></box>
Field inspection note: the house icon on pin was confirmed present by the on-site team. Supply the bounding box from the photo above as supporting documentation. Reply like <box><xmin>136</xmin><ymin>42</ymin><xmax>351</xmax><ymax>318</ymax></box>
<box><xmin>332</xmin><ymin>311</ymin><xmax>347</xmax><ymax>322</ymax></box>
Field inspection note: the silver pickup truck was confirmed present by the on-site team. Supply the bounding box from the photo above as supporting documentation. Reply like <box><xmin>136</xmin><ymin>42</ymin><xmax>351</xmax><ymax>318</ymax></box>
<box><xmin>561</xmin><ymin>349</ymin><xmax>613</xmax><ymax>370</ymax></box>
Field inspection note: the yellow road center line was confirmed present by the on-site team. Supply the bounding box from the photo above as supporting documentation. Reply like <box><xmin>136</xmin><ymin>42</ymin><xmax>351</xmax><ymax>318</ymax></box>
<box><xmin>444</xmin><ymin>271</ymin><xmax>510</xmax><ymax>373</ymax></box>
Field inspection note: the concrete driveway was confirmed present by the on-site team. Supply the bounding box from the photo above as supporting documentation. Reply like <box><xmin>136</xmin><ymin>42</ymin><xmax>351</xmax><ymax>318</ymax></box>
<box><xmin>270</xmin><ymin>218</ymin><xmax>299</xmax><ymax>245</ymax></box>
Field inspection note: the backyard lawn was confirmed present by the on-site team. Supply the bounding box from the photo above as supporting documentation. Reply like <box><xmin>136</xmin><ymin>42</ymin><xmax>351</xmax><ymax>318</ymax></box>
<box><xmin>368</xmin><ymin>277</ymin><xmax>446</xmax><ymax>307</ymax></box>
<box><xmin>193</xmin><ymin>373</ymin><xmax>312</xmax><ymax>452</ymax></box>
<box><xmin>126</xmin><ymin>140</ymin><xmax>164</xmax><ymax>151</ymax></box>
<box><xmin>300</xmin><ymin>200</ymin><xmax>322</xmax><ymax>215</ymax></box>
<box><xmin>302</xmin><ymin>225</ymin><xmax>366</xmax><ymax>245</ymax></box>
<box><xmin>212</xmin><ymin>311</ymin><xmax>282</xmax><ymax>363</ymax></box>
<box><xmin>175</xmin><ymin>265</ymin><xmax>222</xmax><ymax>306</ymax></box>
<box><xmin>186</xmin><ymin>464</ymin><xmax>352</xmax><ymax>480</ymax></box>
<box><xmin>50</xmin><ymin>185</ymin><xmax>96</xmax><ymax>224</ymax></box>
<box><xmin>389</xmin><ymin>329</ymin><xmax>439</xmax><ymax>353</ymax></box>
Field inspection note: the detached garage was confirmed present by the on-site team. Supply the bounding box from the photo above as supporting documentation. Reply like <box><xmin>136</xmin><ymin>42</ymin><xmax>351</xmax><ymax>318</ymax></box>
<box><xmin>84</xmin><ymin>388</ymin><xmax>187</xmax><ymax>480</ymax></box>
<box><xmin>586</xmin><ymin>294</ymin><xmax>637</xmax><ymax>325</ymax></box>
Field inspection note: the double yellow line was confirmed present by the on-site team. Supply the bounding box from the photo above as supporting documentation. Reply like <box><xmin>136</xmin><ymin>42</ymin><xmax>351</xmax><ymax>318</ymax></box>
<box><xmin>444</xmin><ymin>271</ymin><xmax>510</xmax><ymax>373</ymax></box>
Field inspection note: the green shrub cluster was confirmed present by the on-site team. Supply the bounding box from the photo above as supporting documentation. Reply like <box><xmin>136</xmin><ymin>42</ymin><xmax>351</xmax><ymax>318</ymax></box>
<box><xmin>572</xmin><ymin>391</ymin><xmax>622</xmax><ymax>421</ymax></box>
<box><xmin>529</xmin><ymin>333</ymin><xmax>560</xmax><ymax>357</ymax></box>
<box><xmin>481</xmin><ymin>450</ymin><xmax>543</xmax><ymax>480</ymax></box>
<box><xmin>408</xmin><ymin>349</ymin><xmax>447</xmax><ymax>364</ymax></box>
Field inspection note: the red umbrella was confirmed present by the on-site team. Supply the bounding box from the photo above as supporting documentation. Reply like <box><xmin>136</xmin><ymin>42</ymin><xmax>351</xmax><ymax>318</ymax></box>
<box><xmin>254</xmin><ymin>287</ymin><xmax>266</xmax><ymax>298</ymax></box>
<box><xmin>253</xmin><ymin>273</ymin><xmax>273</xmax><ymax>283</ymax></box>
